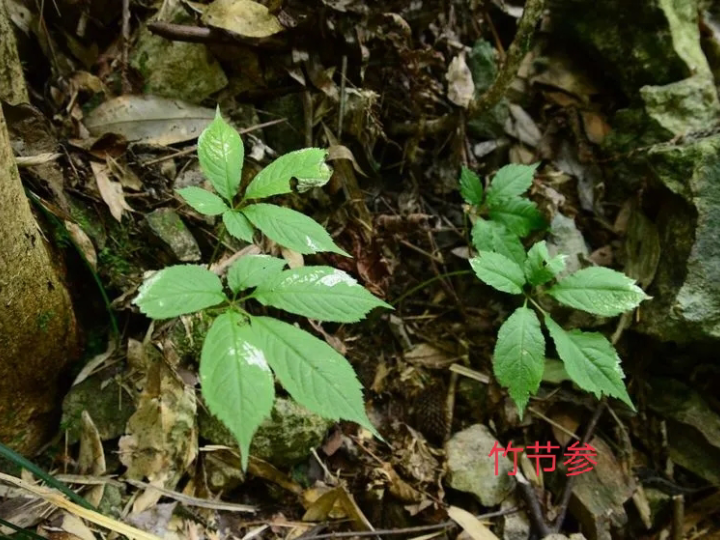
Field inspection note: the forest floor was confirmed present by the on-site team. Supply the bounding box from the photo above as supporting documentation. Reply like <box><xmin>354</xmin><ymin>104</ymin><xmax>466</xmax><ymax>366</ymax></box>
<box><xmin>3</xmin><ymin>0</ymin><xmax>720</xmax><ymax>539</ymax></box>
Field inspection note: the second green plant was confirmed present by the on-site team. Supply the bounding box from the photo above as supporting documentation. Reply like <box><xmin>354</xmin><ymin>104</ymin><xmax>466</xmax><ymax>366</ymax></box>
<box><xmin>461</xmin><ymin>164</ymin><xmax>649</xmax><ymax>417</ymax></box>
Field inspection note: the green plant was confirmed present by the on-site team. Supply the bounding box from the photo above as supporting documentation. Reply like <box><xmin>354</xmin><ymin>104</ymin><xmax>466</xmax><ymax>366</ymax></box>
<box><xmin>134</xmin><ymin>110</ymin><xmax>390</xmax><ymax>469</ymax></box>
<box><xmin>460</xmin><ymin>163</ymin><xmax>649</xmax><ymax>417</ymax></box>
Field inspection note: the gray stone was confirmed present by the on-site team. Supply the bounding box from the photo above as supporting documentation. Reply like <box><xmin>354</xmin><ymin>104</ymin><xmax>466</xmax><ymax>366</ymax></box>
<box><xmin>130</xmin><ymin>0</ymin><xmax>227</xmax><ymax>103</ymax></box>
<box><xmin>61</xmin><ymin>376</ymin><xmax>135</xmax><ymax>445</ymax></box>
<box><xmin>146</xmin><ymin>208</ymin><xmax>201</xmax><ymax>262</ymax></box>
<box><xmin>637</xmin><ymin>135</ymin><xmax>720</xmax><ymax>342</ymax></box>
<box><xmin>444</xmin><ymin>424</ymin><xmax>516</xmax><ymax>506</ymax></box>
<box><xmin>200</xmin><ymin>397</ymin><xmax>334</xmax><ymax>467</ymax></box>
<box><xmin>647</xmin><ymin>377</ymin><xmax>720</xmax><ymax>484</ymax></box>
<box><xmin>550</xmin><ymin>0</ymin><xmax>710</xmax><ymax>97</ymax></box>
<box><xmin>565</xmin><ymin>437</ymin><xmax>635</xmax><ymax>540</ymax></box>
<box><xmin>546</xmin><ymin>212</ymin><xmax>589</xmax><ymax>277</ymax></box>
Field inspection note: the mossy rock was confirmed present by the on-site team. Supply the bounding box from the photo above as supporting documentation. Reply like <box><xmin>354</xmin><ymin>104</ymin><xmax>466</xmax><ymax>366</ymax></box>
<box><xmin>199</xmin><ymin>397</ymin><xmax>334</xmax><ymax>467</ymax></box>
<box><xmin>61</xmin><ymin>376</ymin><xmax>135</xmax><ymax>445</ymax></box>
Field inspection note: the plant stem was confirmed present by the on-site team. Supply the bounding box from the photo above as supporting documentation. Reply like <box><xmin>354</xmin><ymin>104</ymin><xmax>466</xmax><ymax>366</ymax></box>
<box><xmin>208</xmin><ymin>225</ymin><xmax>227</xmax><ymax>269</ymax></box>
<box><xmin>526</xmin><ymin>294</ymin><xmax>547</xmax><ymax>315</ymax></box>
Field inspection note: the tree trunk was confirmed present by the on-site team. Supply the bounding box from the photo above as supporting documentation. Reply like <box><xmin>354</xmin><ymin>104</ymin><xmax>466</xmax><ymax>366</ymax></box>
<box><xmin>0</xmin><ymin>4</ymin><xmax>80</xmax><ymax>455</ymax></box>
<box><xmin>0</xmin><ymin>0</ymin><xmax>29</xmax><ymax>105</ymax></box>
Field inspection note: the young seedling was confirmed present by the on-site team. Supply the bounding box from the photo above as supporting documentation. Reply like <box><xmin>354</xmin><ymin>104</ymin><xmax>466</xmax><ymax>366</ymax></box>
<box><xmin>460</xmin><ymin>164</ymin><xmax>649</xmax><ymax>417</ymax></box>
<box><xmin>134</xmin><ymin>110</ymin><xmax>391</xmax><ymax>469</ymax></box>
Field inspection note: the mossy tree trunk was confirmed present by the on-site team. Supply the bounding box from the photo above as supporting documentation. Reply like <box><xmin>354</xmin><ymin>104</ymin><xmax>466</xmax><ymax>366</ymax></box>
<box><xmin>0</xmin><ymin>3</ymin><xmax>80</xmax><ymax>454</ymax></box>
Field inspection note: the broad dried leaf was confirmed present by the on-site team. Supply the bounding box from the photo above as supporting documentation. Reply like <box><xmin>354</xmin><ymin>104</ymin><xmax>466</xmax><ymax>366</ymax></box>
<box><xmin>84</xmin><ymin>95</ymin><xmax>214</xmax><ymax>145</ymax></box>
<box><xmin>446</xmin><ymin>53</ymin><xmax>475</xmax><ymax>109</ymax></box>
<box><xmin>202</xmin><ymin>0</ymin><xmax>284</xmax><ymax>38</ymax></box>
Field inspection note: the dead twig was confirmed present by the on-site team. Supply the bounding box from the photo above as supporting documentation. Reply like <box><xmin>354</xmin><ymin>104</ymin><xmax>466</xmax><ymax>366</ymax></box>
<box><xmin>516</xmin><ymin>471</ymin><xmax>553</xmax><ymax>538</ymax></box>
<box><xmin>552</xmin><ymin>399</ymin><xmax>607</xmax><ymax>533</ymax></box>
<box><xmin>121</xmin><ymin>0</ymin><xmax>131</xmax><ymax>93</ymax></box>
<box><xmin>297</xmin><ymin>507</ymin><xmax>520</xmax><ymax>540</ymax></box>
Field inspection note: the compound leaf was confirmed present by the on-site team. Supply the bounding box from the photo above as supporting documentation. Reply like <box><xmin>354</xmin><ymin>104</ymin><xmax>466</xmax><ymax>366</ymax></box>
<box><xmin>249</xmin><ymin>315</ymin><xmax>379</xmax><ymax>437</ymax></box>
<box><xmin>200</xmin><ymin>312</ymin><xmax>275</xmax><ymax>471</ymax></box>
<box><xmin>486</xmin><ymin>163</ymin><xmax>539</xmax><ymax>205</ymax></box>
<box><xmin>524</xmin><ymin>241</ymin><xmax>566</xmax><ymax>286</ymax></box>
<box><xmin>228</xmin><ymin>254</ymin><xmax>286</xmax><ymax>293</ymax></box>
<box><xmin>493</xmin><ymin>306</ymin><xmax>545</xmax><ymax>416</ymax></box>
<box><xmin>177</xmin><ymin>186</ymin><xmax>228</xmax><ymax>216</ymax></box>
<box><xmin>134</xmin><ymin>265</ymin><xmax>226</xmax><ymax>319</ymax></box>
<box><xmin>253</xmin><ymin>266</ymin><xmax>392</xmax><ymax>323</ymax></box>
<box><xmin>547</xmin><ymin>266</ymin><xmax>650</xmax><ymax>317</ymax></box>
<box><xmin>544</xmin><ymin>316</ymin><xmax>634</xmax><ymax>409</ymax></box>
<box><xmin>488</xmin><ymin>196</ymin><xmax>545</xmax><ymax>237</ymax></box>
<box><xmin>459</xmin><ymin>166</ymin><xmax>484</xmax><ymax>205</ymax></box>
<box><xmin>198</xmin><ymin>110</ymin><xmax>244</xmax><ymax>203</ymax></box>
<box><xmin>242</xmin><ymin>203</ymin><xmax>350</xmax><ymax>256</ymax></box>
<box><xmin>471</xmin><ymin>218</ymin><xmax>526</xmax><ymax>266</ymax></box>
<box><xmin>223</xmin><ymin>209</ymin><xmax>255</xmax><ymax>242</ymax></box>
<box><xmin>469</xmin><ymin>251</ymin><xmax>526</xmax><ymax>295</ymax></box>
<box><xmin>244</xmin><ymin>148</ymin><xmax>332</xmax><ymax>200</ymax></box>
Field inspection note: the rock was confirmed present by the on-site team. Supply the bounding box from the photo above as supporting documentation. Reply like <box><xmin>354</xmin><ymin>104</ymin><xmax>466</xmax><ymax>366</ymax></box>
<box><xmin>642</xmin><ymin>487</ymin><xmax>672</xmax><ymax>529</ymax></box>
<box><xmin>130</xmin><ymin>0</ymin><xmax>227</xmax><ymax>103</ymax></box>
<box><xmin>204</xmin><ymin>450</ymin><xmax>245</xmax><ymax>492</ymax></box>
<box><xmin>200</xmin><ymin>398</ymin><xmax>334</xmax><ymax>467</ymax></box>
<box><xmin>636</xmin><ymin>135</ymin><xmax>720</xmax><ymax>342</ymax></box>
<box><xmin>501</xmin><ymin>496</ymin><xmax>529</xmax><ymax>540</ymax></box>
<box><xmin>546</xmin><ymin>212</ymin><xmax>590</xmax><ymax>277</ymax></box>
<box><xmin>444</xmin><ymin>424</ymin><xmax>516</xmax><ymax>507</ymax></box>
<box><xmin>61</xmin><ymin>375</ymin><xmax>135</xmax><ymax>445</ymax></box>
<box><xmin>647</xmin><ymin>377</ymin><xmax>720</xmax><ymax>484</ymax></box>
<box><xmin>97</xmin><ymin>483</ymin><xmax>125</xmax><ymax>519</ymax></box>
<box><xmin>563</xmin><ymin>437</ymin><xmax>635</xmax><ymax>540</ymax></box>
<box><xmin>550</xmin><ymin>0</ymin><xmax>720</xmax><ymax>342</ymax></box>
<box><xmin>550</xmin><ymin>0</ymin><xmax>711</xmax><ymax>97</ymax></box>
<box><xmin>145</xmin><ymin>208</ymin><xmax>201</xmax><ymax>262</ymax></box>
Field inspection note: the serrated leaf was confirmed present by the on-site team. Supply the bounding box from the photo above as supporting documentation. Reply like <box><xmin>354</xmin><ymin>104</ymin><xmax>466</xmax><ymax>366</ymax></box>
<box><xmin>524</xmin><ymin>241</ymin><xmax>566</xmax><ymax>286</ymax></box>
<box><xmin>469</xmin><ymin>251</ymin><xmax>526</xmax><ymax>294</ymax></box>
<box><xmin>253</xmin><ymin>266</ymin><xmax>392</xmax><ymax>323</ymax></box>
<box><xmin>544</xmin><ymin>316</ymin><xmax>634</xmax><ymax>409</ymax></box>
<box><xmin>488</xmin><ymin>196</ymin><xmax>545</xmax><ymax>237</ymax></box>
<box><xmin>242</xmin><ymin>203</ymin><xmax>350</xmax><ymax>256</ymax></box>
<box><xmin>133</xmin><ymin>265</ymin><xmax>226</xmax><ymax>318</ymax></box>
<box><xmin>244</xmin><ymin>148</ymin><xmax>332</xmax><ymax>200</ymax></box>
<box><xmin>198</xmin><ymin>110</ymin><xmax>244</xmax><ymax>203</ymax></box>
<box><xmin>471</xmin><ymin>218</ymin><xmax>526</xmax><ymax>266</ymax></box>
<box><xmin>200</xmin><ymin>312</ymin><xmax>275</xmax><ymax>470</ymax></box>
<box><xmin>228</xmin><ymin>254</ymin><xmax>286</xmax><ymax>293</ymax></box>
<box><xmin>249</xmin><ymin>315</ymin><xmax>379</xmax><ymax>437</ymax></box>
<box><xmin>486</xmin><ymin>163</ymin><xmax>539</xmax><ymax>205</ymax></box>
<box><xmin>459</xmin><ymin>166</ymin><xmax>484</xmax><ymax>205</ymax></box>
<box><xmin>223</xmin><ymin>210</ymin><xmax>255</xmax><ymax>242</ymax></box>
<box><xmin>493</xmin><ymin>307</ymin><xmax>545</xmax><ymax>416</ymax></box>
<box><xmin>177</xmin><ymin>186</ymin><xmax>229</xmax><ymax>216</ymax></box>
<box><xmin>547</xmin><ymin>266</ymin><xmax>650</xmax><ymax>317</ymax></box>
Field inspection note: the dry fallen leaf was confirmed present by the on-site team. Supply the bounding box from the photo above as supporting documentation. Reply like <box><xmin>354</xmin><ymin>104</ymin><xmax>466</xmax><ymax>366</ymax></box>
<box><xmin>447</xmin><ymin>505</ymin><xmax>500</xmax><ymax>540</ymax></box>
<box><xmin>404</xmin><ymin>343</ymin><xmax>455</xmax><ymax>369</ymax></box>
<box><xmin>91</xmin><ymin>161</ymin><xmax>132</xmax><ymax>222</ymax></box>
<box><xmin>84</xmin><ymin>95</ymin><xmax>214</xmax><ymax>145</ymax></box>
<box><xmin>446</xmin><ymin>52</ymin><xmax>475</xmax><ymax>109</ymax></box>
<box><xmin>64</xmin><ymin>221</ymin><xmax>97</xmax><ymax>270</ymax></box>
<box><xmin>202</xmin><ymin>0</ymin><xmax>284</xmax><ymax>38</ymax></box>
